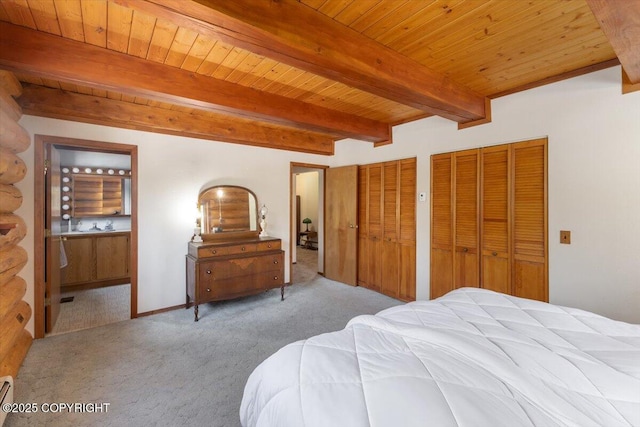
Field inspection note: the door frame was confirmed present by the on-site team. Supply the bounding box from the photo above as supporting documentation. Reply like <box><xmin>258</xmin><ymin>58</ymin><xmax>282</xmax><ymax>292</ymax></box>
<box><xmin>34</xmin><ymin>135</ymin><xmax>138</xmax><ymax>339</ymax></box>
<box><xmin>290</xmin><ymin>162</ymin><xmax>328</xmax><ymax>284</ymax></box>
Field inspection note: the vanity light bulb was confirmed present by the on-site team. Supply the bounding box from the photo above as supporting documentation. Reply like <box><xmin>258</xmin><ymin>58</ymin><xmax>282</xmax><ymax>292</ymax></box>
<box><xmin>72</xmin><ymin>167</ymin><xmax>80</xmax><ymax>173</ymax></box>
<box><xmin>85</xmin><ymin>168</ymin><xmax>92</xmax><ymax>173</ymax></box>
<box><xmin>96</xmin><ymin>168</ymin><xmax>103</xmax><ymax>174</ymax></box>
<box><xmin>62</xmin><ymin>214</ymin><xmax>70</xmax><ymax>220</ymax></box>
<box><xmin>62</xmin><ymin>186</ymin><xmax>70</xmax><ymax>192</ymax></box>
<box><xmin>108</xmin><ymin>169</ymin><xmax>115</xmax><ymax>175</ymax></box>
<box><xmin>62</xmin><ymin>196</ymin><xmax>70</xmax><ymax>201</ymax></box>
<box><xmin>62</xmin><ymin>177</ymin><xmax>70</xmax><ymax>183</ymax></box>
<box><xmin>118</xmin><ymin>170</ymin><xmax>125</xmax><ymax>175</ymax></box>
<box><xmin>62</xmin><ymin>167</ymin><xmax>70</xmax><ymax>173</ymax></box>
<box><xmin>62</xmin><ymin>204</ymin><xmax>70</xmax><ymax>210</ymax></box>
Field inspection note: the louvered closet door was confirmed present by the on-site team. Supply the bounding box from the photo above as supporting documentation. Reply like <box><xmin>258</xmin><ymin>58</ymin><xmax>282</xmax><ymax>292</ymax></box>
<box><xmin>431</xmin><ymin>153</ymin><xmax>453</xmax><ymax>299</ymax></box>
<box><xmin>381</xmin><ymin>161</ymin><xmax>399</xmax><ymax>298</ymax></box>
<box><xmin>512</xmin><ymin>139</ymin><xmax>547</xmax><ymax>301</ymax></box>
<box><xmin>357</xmin><ymin>166</ymin><xmax>369</xmax><ymax>288</ymax></box>
<box><xmin>398</xmin><ymin>158</ymin><xmax>417</xmax><ymax>301</ymax></box>
<box><xmin>481</xmin><ymin>144</ymin><xmax>511</xmax><ymax>294</ymax></box>
<box><xmin>454</xmin><ymin>149</ymin><xmax>480</xmax><ymax>289</ymax></box>
<box><xmin>367</xmin><ymin>163</ymin><xmax>383</xmax><ymax>292</ymax></box>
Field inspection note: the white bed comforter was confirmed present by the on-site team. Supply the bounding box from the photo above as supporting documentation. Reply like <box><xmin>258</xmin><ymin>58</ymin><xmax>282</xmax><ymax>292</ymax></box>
<box><xmin>240</xmin><ymin>288</ymin><xmax>640</xmax><ymax>427</ymax></box>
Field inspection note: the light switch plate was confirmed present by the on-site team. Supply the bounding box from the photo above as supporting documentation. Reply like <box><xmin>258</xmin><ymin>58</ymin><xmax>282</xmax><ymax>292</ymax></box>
<box><xmin>419</xmin><ymin>192</ymin><xmax>426</xmax><ymax>202</ymax></box>
<box><xmin>560</xmin><ymin>230</ymin><xmax>571</xmax><ymax>244</ymax></box>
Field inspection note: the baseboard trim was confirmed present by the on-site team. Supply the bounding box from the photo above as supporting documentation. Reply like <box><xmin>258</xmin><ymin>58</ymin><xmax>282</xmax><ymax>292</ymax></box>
<box><xmin>137</xmin><ymin>304</ymin><xmax>186</xmax><ymax>317</ymax></box>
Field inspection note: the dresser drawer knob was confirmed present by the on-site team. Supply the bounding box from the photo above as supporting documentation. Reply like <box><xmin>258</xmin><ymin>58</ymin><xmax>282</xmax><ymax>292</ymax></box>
<box><xmin>273</xmin><ymin>276</ymin><xmax>278</xmax><ymax>280</ymax></box>
<box><xmin>206</xmin><ymin>269</ymin><xmax>212</xmax><ymax>274</ymax></box>
<box><xmin>206</xmin><ymin>288</ymin><xmax>211</xmax><ymax>292</ymax></box>
<box><xmin>492</xmin><ymin>252</ymin><xmax>498</xmax><ymax>256</ymax></box>
<box><xmin>273</xmin><ymin>260</ymin><xmax>278</xmax><ymax>264</ymax></box>
<box><xmin>211</xmin><ymin>250</ymin><xmax>217</xmax><ymax>254</ymax></box>
<box><xmin>268</xmin><ymin>244</ymin><xmax>272</xmax><ymax>248</ymax></box>
<box><xmin>241</xmin><ymin>246</ymin><xmax>246</xmax><ymax>251</ymax></box>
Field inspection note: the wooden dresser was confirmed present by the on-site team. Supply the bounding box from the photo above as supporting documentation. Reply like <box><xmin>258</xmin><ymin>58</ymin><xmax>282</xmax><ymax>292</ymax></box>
<box><xmin>185</xmin><ymin>236</ymin><xmax>284</xmax><ymax>321</ymax></box>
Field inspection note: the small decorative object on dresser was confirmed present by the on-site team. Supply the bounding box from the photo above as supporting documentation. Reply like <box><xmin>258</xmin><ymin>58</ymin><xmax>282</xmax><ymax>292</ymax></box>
<box><xmin>259</xmin><ymin>204</ymin><xmax>269</xmax><ymax>237</ymax></box>
<box><xmin>186</xmin><ymin>186</ymin><xmax>284</xmax><ymax>321</ymax></box>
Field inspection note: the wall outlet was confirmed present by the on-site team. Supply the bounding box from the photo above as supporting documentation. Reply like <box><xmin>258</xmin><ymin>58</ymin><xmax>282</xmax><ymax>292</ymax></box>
<box><xmin>560</xmin><ymin>230</ymin><xmax>571</xmax><ymax>244</ymax></box>
<box><xmin>419</xmin><ymin>192</ymin><xmax>426</xmax><ymax>202</ymax></box>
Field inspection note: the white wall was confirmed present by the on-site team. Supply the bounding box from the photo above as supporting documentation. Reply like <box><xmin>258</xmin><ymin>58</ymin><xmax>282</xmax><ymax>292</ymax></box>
<box><xmin>15</xmin><ymin>66</ymin><xmax>640</xmax><ymax>334</ymax></box>
<box><xmin>296</xmin><ymin>171</ymin><xmax>319</xmax><ymax>232</ymax></box>
<box><xmin>333</xmin><ymin>66</ymin><xmax>640</xmax><ymax>324</ymax></box>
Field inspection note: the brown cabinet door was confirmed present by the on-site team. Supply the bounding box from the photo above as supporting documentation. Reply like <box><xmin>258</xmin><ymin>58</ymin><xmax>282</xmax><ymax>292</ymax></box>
<box><xmin>512</xmin><ymin>139</ymin><xmax>547</xmax><ymax>301</ymax></box>
<box><xmin>431</xmin><ymin>153</ymin><xmax>453</xmax><ymax>299</ymax></box>
<box><xmin>481</xmin><ymin>144</ymin><xmax>511</xmax><ymax>294</ymax></box>
<box><xmin>96</xmin><ymin>234</ymin><xmax>129</xmax><ymax>280</ymax></box>
<box><xmin>61</xmin><ymin>236</ymin><xmax>94</xmax><ymax>284</ymax></box>
<box><xmin>454</xmin><ymin>149</ymin><xmax>480</xmax><ymax>289</ymax></box>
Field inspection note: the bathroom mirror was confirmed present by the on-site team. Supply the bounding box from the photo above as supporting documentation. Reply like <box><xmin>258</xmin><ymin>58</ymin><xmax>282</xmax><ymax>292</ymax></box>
<box><xmin>61</xmin><ymin>167</ymin><xmax>132</xmax><ymax>218</ymax></box>
<box><xmin>198</xmin><ymin>185</ymin><xmax>258</xmax><ymax>241</ymax></box>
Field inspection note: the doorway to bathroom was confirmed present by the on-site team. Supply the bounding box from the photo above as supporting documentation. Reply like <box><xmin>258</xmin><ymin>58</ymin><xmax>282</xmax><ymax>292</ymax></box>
<box><xmin>33</xmin><ymin>135</ymin><xmax>138</xmax><ymax>339</ymax></box>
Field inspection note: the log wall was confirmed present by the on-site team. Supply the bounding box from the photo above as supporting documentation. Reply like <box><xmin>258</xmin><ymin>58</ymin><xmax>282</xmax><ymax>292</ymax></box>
<box><xmin>0</xmin><ymin>70</ymin><xmax>33</xmax><ymax>381</ymax></box>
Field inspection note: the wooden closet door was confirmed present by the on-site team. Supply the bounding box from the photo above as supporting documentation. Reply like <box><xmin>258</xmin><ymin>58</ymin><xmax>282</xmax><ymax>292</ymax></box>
<box><xmin>512</xmin><ymin>139</ymin><xmax>547</xmax><ymax>301</ymax></box>
<box><xmin>481</xmin><ymin>145</ymin><xmax>511</xmax><ymax>294</ymax></box>
<box><xmin>357</xmin><ymin>166</ymin><xmax>369</xmax><ymax>288</ymax></box>
<box><xmin>398</xmin><ymin>158</ymin><xmax>417</xmax><ymax>301</ymax></box>
<box><xmin>381</xmin><ymin>161</ymin><xmax>399</xmax><ymax>298</ymax></box>
<box><xmin>367</xmin><ymin>163</ymin><xmax>383</xmax><ymax>292</ymax></box>
<box><xmin>454</xmin><ymin>149</ymin><xmax>480</xmax><ymax>289</ymax></box>
<box><xmin>431</xmin><ymin>153</ymin><xmax>453</xmax><ymax>299</ymax></box>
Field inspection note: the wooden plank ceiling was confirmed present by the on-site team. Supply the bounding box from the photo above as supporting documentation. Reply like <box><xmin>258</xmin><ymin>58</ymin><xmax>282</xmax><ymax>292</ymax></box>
<box><xmin>0</xmin><ymin>0</ymin><xmax>633</xmax><ymax>155</ymax></box>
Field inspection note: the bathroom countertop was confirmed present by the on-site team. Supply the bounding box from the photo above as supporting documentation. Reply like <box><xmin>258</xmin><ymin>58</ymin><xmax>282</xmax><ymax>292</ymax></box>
<box><xmin>60</xmin><ymin>230</ymin><xmax>131</xmax><ymax>236</ymax></box>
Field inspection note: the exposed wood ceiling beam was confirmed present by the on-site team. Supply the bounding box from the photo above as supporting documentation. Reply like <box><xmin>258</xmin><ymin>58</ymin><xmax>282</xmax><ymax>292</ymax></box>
<box><xmin>586</xmin><ymin>0</ymin><xmax>640</xmax><ymax>83</ymax></box>
<box><xmin>17</xmin><ymin>84</ymin><xmax>335</xmax><ymax>155</ymax></box>
<box><xmin>0</xmin><ymin>22</ymin><xmax>389</xmax><ymax>144</ymax></box>
<box><xmin>116</xmin><ymin>0</ymin><xmax>488</xmax><ymax>123</ymax></box>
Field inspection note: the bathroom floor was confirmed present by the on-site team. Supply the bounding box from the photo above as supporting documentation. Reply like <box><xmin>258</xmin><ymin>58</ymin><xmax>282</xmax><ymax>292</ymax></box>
<box><xmin>47</xmin><ymin>284</ymin><xmax>130</xmax><ymax>336</ymax></box>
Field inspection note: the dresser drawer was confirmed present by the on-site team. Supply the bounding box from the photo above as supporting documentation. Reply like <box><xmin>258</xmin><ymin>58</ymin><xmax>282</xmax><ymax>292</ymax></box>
<box><xmin>199</xmin><ymin>257</ymin><xmax>256</xmax><ymax>281</ymax></box>
<box><xmin>255</xmin><ymin>252</ymin><xmax>283</xmax><ymax>273</ymax></box>
<box><xmin>257</xmin><ymin>240</ymin><xmax>281</xmax><ymax>251</ymax></box>
<box><xmin>256</xmin><ymin>272</ymin><xmax>284</xmax><ymax>288</ymax></box>
<box><xmin>198</xmin><ymin>242</ymin><xmax>257</xmax><ymax>257</ymax></box>
<box><xmin>200</xmin><ymin>272</ymin><xmax>276</xmax><ymax>302</ymax></box>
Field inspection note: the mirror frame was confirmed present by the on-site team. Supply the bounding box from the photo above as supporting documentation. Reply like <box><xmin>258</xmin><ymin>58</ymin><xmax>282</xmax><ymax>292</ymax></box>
<box><xmin>198</xmin><ymin>185</ymin><xmax>260</xmax><ymax>242</ymax></box>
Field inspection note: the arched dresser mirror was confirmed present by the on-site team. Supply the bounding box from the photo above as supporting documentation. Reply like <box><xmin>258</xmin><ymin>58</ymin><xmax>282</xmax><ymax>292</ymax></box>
<box><xmin>198</xmin><ymin>185</ymin><xmax>258</xmax><ymax>240</ymax></box>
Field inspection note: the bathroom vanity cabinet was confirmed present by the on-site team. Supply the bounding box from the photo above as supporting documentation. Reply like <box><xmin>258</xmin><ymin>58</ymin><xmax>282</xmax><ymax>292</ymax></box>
<box><xmin>60</xmin><ymin>231</ymin><xmax>130</xmax><ymax>290</ymax></box>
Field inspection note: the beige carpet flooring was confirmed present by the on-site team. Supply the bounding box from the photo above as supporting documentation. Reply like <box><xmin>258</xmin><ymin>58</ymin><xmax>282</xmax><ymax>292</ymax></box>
<box><xmin>7</xmin><ymin>276</ymin><xmax>401</xmax><ymax>427</ymax></box>
<box><xmin>48</xmin><ymin>284</ymin><xmax>131</xmax><ymax>336</ymax></box>
<box><xmin>292</xmin><ymin>246</ymin><xmax>319</xmax><ymax>284</ymax></box>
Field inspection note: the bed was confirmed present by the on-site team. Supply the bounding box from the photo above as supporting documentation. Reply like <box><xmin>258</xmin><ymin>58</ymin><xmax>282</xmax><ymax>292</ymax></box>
<box><xmin>240</xmin><ymin>287</ymin><xmax>640</xmax><ymax>427</ymax></box>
